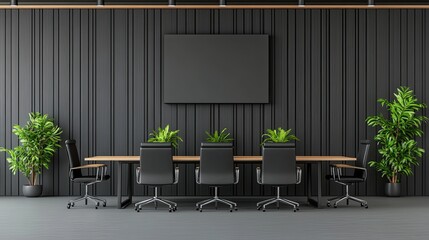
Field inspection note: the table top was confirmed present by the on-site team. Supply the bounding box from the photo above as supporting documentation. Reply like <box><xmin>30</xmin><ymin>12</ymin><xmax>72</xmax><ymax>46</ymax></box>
<box><xmin>85</xmin><ymin>155</ymin><xmax>356</xmax><ymax>162</ymax></box>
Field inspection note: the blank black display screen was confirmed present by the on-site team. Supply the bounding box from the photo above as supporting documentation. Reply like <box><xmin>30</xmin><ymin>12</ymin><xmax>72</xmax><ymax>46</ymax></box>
<box><xmin>163</xmin><ymin>35</ymin><xmax>269</xmax><ymax>103</ymax></box>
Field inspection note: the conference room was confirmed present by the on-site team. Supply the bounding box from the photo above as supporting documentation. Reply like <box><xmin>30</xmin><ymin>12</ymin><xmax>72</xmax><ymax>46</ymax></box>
<box><xmin>0</xmin><ymin>0</ymin><xmax>428</xmax><ymax>239</ymax></box>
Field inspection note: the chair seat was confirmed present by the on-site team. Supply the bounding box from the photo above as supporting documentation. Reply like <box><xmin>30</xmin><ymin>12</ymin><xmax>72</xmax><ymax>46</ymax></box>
<box><xmin>137</xmin><ymin>182</ymin><xmax>174</xmax><ymax>186</ymax></box>
<box><xmin>326</xmin><ymin>175</ymin><xmax>364</xmax><ymax>183</ymax></box>
<box><xmin>258</xmin><ymin>183</ymin><xmax>291</xmax><ymax>186</ymax></box>
<box><xmin>72</xmin><ymin>175</ymin><xmax>110</xmax><ymax>183</ymax></box>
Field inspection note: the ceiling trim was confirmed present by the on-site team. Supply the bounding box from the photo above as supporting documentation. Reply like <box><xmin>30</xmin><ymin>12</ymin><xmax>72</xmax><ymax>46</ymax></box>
<box><xmin>0</xmin><ymin>4</ymin><xmax>429</xmax><ymax>9</ymax></box>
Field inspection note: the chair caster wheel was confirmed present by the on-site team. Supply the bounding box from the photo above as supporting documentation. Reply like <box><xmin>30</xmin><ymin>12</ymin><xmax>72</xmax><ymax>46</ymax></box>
<box><xmin>136</xmin><ymin>209</ymin><xmax>140</xmax><ymax>213</ymax></box>
<box><xmin>199</xmin><ymin>209</ymin><xmax>203</xmax><ymax>212</ymax></box>
<box><xmin>67</xmin><ymin>203</ymin><xmax>71</xmax><ymax>209</ymax></box>
<box><xmin>262</xmin><ymin>209</ymin><xmax>266</xmax><ymax>212</ymax></box>
<box><xmin>230</xmin><ymin>209</ymin><xmax>233</xmax><ymax>212</ymax></box>
<box><xmin>293</xmin><ymin>209</ymin><xmax>297</xmax><ymax>212</ymax></box>
<box><xmin>334</xmin><ymin>204</ymin><xmax>338</xmax><ymax>208</ymax></box>
<box><xmin>195</xmin><ymin>207</ymin><xmax>199</xmax><ymax>211</ymax></box>
<box><xmin>96</xmin><ymin>202</ymin><xmax>100</xmax><ymax>207</ymax></box>
<box><xmin>257</xmin><ymin>206</ymin><xmax>262</xmax><ymax>211</ymax></box>
<box><xmin>362</xmin><ymin>203</ymin><xmax>368</xmax><ymax>209</ymax></box>
<box><xmin>235</xmin><ymin>208</ymin><xmax>238</xmax><ymax>211</ymax></box>
<box><xmin>103</xmin><ymin>202</ymin><xmax>106</xmax><ymax>207</ymax></box>
<box><xmin>169</xmin><ymin>208</ymin><xmax>173</xmax><ymax>212</ymax></box>
<box><xmin>135</xmin><ymin>206</ymin><xmax>138</xmax><ymax>211</ymax></box>
<box><xmin>327</xmin><ymin>202</ymin><xmax>331</xmax><ymax>207</ymax></box>
<box><xmin>95</xmin><ymin>206</ymin><xmax>98</xmax><ymax>209</ymax></box>
<box><xmin>296</xmin><ymin>208</ymin><xmax>300</xmax><ymax>211</ymax></box>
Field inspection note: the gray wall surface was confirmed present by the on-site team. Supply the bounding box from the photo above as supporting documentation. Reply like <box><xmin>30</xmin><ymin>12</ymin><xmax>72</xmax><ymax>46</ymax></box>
<box><xmin>0</xmin><ymin>9</ymin><xmax>428</xmax><ymax>197</ymax></box>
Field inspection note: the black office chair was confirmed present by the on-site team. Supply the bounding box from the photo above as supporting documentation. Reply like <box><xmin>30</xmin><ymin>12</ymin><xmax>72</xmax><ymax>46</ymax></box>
<box><xmin>326</xmin><ymin>140</ymin><xmax>371</xmax><ymax>208</ymax></box>
<box><xmin>134</xmin><ymin>143</ymin><xmax>179</xmax><ymax>212</ymax></box>
<box><xmin>256</xmin><ymin>143</ymin><xmax>302</xmax><ymax>212</ymax></box>
<box><xmin>195</xmin><ymin>143</ymin><xmax>239</xmax><ymax>212</ymax></box>
<box><xmin>65</xmin><ymin>140</ymin><xmax>110</xmax><ymax>209</ymax></box>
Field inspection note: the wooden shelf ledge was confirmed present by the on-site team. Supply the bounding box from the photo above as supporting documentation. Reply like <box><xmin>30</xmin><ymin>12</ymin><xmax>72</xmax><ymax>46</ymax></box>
<box><xmin>0</xmin><ymin>4</ymin><xmax>429</xmax><ymax>10</ymax></box>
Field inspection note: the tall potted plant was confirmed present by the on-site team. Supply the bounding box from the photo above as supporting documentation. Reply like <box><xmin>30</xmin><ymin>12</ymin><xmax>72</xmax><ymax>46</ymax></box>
<box><xmin>0</xmin><ymin>112</ymin><xmax>62</xmax><ymax>197</ymax></box>
<box><xmin>366</xmin><ymin>87</ymin><xmax>427</xmax><ymax>197</ymax></box>
<box><xmin>148</xmin><ymin>125</ymin><xmax>183</xmax><ymax>149</ymax></box>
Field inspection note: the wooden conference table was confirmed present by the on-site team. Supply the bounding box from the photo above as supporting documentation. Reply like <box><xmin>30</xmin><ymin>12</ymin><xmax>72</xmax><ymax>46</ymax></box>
<box><xmin>85</xmin><ymin>155</ymin><xmax>356</xmax><ymax>209</ymax></box>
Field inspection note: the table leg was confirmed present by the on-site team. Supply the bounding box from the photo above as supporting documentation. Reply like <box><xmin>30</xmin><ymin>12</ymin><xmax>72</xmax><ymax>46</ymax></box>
<box><xmin>307</xmin><ymin>162</ymin><xmax>322</xmax><ymax>208</ymax></box>
<box><xmin>117</xmin><ymin>162</ymin><xmax>122</xmax><ymax>209</ymax></box>
<box><xmin>306</xmin><ymin>163</ymin><xmax>312</xmax><ymax>203</ymax></box>
<box><xmin>317</xmin><ymin>162</ymin><xmax>322</xmax><ymax>208</ymax></box>
<box><xmin>117</xmin><ymin>162</ymin><xmax>132</xmax><ymax>209</ymax></box>
<box><xmin>127</xmin><ymin>162</ymin><xmax>133</xmax><ymax>203</ymax></box>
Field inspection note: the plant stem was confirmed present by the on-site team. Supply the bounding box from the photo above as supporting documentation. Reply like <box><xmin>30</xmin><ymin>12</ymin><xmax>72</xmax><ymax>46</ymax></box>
<box><xmin>32</xmin><ymin>168</ymin><xmax>35</xmax><ymax>186</ymax></box>
<box><xmin>392</xmin><ymin>173</ymin><xmax>397</xmax><ymax>183</ymax></box>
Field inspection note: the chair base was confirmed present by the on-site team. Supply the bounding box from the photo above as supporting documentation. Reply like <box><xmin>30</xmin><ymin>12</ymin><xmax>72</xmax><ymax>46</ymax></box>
<box><xmin>196</xmin><ymin>187</ymin><xmax>237</xmax><ymax>212</ymax></box>
<box><xmin>67</xmin><ymin>194</ymin><xmax>106</xmax><ymax>209</ymax></box>
<box><xmin>67</xmin><ymin>184</ymin><xmax>106</xmax><ymax>209</ymax></box>
<box><xmin>134</xmin><ymin>187</ymin><xmax>177</xmax><ymax>212</ymax></box>
<box><xmin>257</xmin><ymin>187</ymin><xmax>299</xmax><ymax>212</ymax></box>
<box><xmin>327</xmin><ymin>185</ymin><xmax>368</xmax><ymax>208</ymax></box>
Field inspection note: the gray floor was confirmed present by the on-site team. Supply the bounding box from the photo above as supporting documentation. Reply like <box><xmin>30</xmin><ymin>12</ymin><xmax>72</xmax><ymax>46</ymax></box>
<box><xmin>0</xmin><ymin>196</ymin><xmax>427</xmax><ymax>240</ymax></box>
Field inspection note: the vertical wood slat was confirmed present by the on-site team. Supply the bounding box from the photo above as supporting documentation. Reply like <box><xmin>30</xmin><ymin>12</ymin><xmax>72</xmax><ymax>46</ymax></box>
<box><xmin>0</xmin><ymin>10</ymin><xmax>6</xmax><ymax>196</ymax></box>
<box><xmin>11</xmin><ymin>10</ymin><xmax>19</xmax><ymax>196</ymax></box>
<box><xmin>0</xmin><ymin>9</ymin><xmax>428</xmax><ymax>197</ymax></box>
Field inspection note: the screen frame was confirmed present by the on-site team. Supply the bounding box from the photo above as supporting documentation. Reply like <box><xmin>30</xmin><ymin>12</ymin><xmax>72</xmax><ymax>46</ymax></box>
<box><xmin>163</xmin><ymin>34</ymin><xmax>270</xmax><ymax>104</ymax></box>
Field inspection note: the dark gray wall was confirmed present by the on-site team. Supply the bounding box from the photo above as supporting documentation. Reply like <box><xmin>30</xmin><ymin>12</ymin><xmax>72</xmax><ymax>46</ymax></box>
<box><xmin>0</xmin><ymin>9</ymin><xmax>428</xmax><ymax>197</ymax></box>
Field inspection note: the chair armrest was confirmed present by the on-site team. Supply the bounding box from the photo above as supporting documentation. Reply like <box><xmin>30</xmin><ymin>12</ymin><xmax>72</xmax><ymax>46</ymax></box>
<box><xmin>69</xmin><ymin>164</ymin><xmax>107</xmax><ymax>181</ymax></box>
<box><xmin>256</xmin><ymin>167</ymin><xmax>262</xmax><ymax>184</ymax></box>
<box><xmin>70</xmin><ymin>164</ymin><xmax>106</xmax><ymax>170</ymax></box>
<box><xmin>234</xmin><ymin>167</ymin><xmax>240</xmax><ymax>184</ymax></box>
<box><xmin>136</xmin><ymin>167</ymin><xmax>141</xmax><ymax>184</ymax></box>
<box><xmin>173</xmin><ymin>167</ymin><xmax>179</xmax><ymax>184</ymax></box>
<box><xmin>331</xmin><ymin>164</ymin><xmax>366</xmax><ymax>171</ymax></box>
<box><xmin>296</xmin><ymin>166</ymin><xmax>302</xmax><ymax>184</ymax></box>
<box><xmin>195</xmin><ymin>167</ymin><xmax>200</xmax><ymax>184</ymax></box>
<box><xmin>330</xmin><ymin>164</ymin><xmax>367</xmax><ymax>181</ymax></box>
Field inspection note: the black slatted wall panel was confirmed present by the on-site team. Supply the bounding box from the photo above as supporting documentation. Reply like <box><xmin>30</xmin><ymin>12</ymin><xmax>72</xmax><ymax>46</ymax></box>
<box><xmin>0</xmin><ymin>9</ymin><xmax>428</xmax><ymax>197</ymax></box>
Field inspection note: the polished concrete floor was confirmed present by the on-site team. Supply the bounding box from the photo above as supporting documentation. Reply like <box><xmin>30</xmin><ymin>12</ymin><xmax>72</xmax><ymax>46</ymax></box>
<box><xmin>0</xmin><ymin>196</ymin><xmax>427</xmax><ymax>240</ymax></box>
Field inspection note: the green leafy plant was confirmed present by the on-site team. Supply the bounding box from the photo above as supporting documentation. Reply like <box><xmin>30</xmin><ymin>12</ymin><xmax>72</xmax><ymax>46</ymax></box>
<box><xmin>205</xmin><ymin>128</ymin><xmax>234</xmax><ymax>143</ymax></box>
<box><xmin>148</xmin><ymin>125</ymin><xmax>183</xmax><ymax>149</ymax></box>
<box><xmin>366</xmin><ymin>87</ymin><xmax>427</xmax><ymax>183</ymax></box>
<box><xmin>0</xmin><ymin>112</ymin><xmax>62</xmax><ymax>186</ymax></box>
<box><xmin>261</xmin><ymin>127</ymin><xmax>299</xmax><ymax>145</ymax></box>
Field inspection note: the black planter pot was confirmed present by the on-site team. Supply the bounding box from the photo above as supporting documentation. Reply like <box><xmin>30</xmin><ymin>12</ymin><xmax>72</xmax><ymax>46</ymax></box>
<box><xmin>385</xmin><ymin>183</ymin><xmax>401</xmax><ymax>197</ymax></box>
<box><xmin>22</xmin><ymin>184</ymin><xmax>43</xmax><ymax>197</ymax></box>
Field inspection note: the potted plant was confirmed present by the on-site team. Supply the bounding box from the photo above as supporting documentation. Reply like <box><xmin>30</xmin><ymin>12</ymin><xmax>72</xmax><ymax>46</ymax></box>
<box><xmin>261</xmin><ymin>127</ymin><xmax>299</xmax><ymax>144</ymax></box>
<box><xmin>148</xmin><ymin>125</ymin><xmax>183</xmax><ymax>149</ymax></box>
<box><xmin>366</xmin><ymin>87</ymin><xmax>427</xmax><ymax>197</ymax></box>
<box><xmin>0</xmin><ymin>112</ymin><xmax>62</xmax><ymax>197</ymax></box>
<box><xmin>205</xmin><ymin>128</ymin><xmax>234</xmax><ymax>143</ymax></box>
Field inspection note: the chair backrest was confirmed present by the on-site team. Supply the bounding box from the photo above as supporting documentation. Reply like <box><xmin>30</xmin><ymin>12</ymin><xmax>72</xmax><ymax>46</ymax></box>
<box><xmin>65</xmin><ymin>140</ymin><xmax>82</xmax><ymax>179</ymax></box>
<box><xmin>199</xmin><ymin>143</ymin><xmax>234</xmax><ymax>185</ymax></box>
<box><xmin>262</xmin><ymin>143</ymin><xmax>296</xmax><ymax>185</ymax></box>
<box><xmin>354</xmin><ymin>140</ymin><xmax>371</xmax><ymax>178</ymax></box>
<box><xmin>139</xmin><ymin>143</ymin><xmax>174</xmax><ymax>185</ymax></box>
